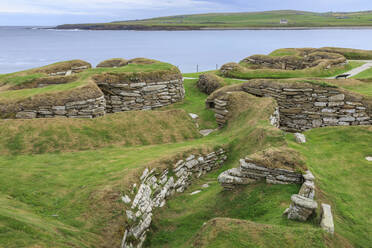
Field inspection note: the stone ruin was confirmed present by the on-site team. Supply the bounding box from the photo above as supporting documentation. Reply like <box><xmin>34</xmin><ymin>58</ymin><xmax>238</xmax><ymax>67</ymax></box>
<box><xmin>220</xmin><ymin>48</ymin><xmax>348</xmax><ymax>76</ymax></box>
<box><xmin>206</xmin><ymin>79</ymin><xmax>372</xmax><ymax>132</ymax></box>
<box><xmin>0</xmin><ymin>60</ymin><xmax>185</xmax><ymax>119</ymax></box>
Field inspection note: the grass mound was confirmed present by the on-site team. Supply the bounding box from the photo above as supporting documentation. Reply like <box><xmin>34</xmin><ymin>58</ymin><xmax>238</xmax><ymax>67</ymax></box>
<box><xmin>247</xmin><ymin>147</ymin><xmax>307</xmax><ymax>171</ymax></box>
<box><xmin>0</xmin><ymin>109</ymin><xmax>200</xmax><ymax>155</ymax></box>
<box><xmin>197</xmin><ymin>73</ymin><xmax>226</xmax><ymax>95</ymax></box>
<box><xmin>96</xmin><ymin>58</ymin><xmax>128</xmax><ymax>68</ymax></box>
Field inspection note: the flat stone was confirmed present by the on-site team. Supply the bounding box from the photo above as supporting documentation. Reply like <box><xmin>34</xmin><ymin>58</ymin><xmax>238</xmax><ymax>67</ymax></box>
<box><xmin>366</xmin><ymin>157</ymin><xmax>372</xmax><ymax>162</ymax></box>
<box><xmin>143</xmin><ymin>85</ymin><xmax>167</xmax><ymax>92</ymax></box>
<box><xmin>189</xmin><ymin>113</ymin><xmax>199</xmax><ymax>119</ymax></box>
<box><xmin>320</xmin><ymin>203</ymin><xmax>334</xmax><ymax>234</ymax></box>
<box><xmin>328</xmin><ymin>94</ymin><xmax>345</xmax><ymax>101</ymax></box>
<box><xmin>122</xmin><ymin>195</ymin><xmax>131</xmax><ymax>204</ymax></box>
<box><xmin>16</xmin><ymin>111</ymin><xmax>37</xmax><ymax>119</ymax></box>
<box><xmin>291</xmin><ymin>194</ymin><xmax>318</xmax><ymax>209</ymax></box>
<box><xmin>314</xmin><ymin>102</ymin><xmax>327</xmax><ymax>107</ymax></box>
<box><xmin>190</xmin><ymin>190</ymin><xmax>201</xmax><ymax>195</ymax></box>
<box><xmin>199</xmin><ymin>129</ymin><xmax>216</xmax><ymax>136</ymax></box>
<box><xmin>202</xmin><ymin>184</ymin><xmax>209</xmax><ymax>188</ymax></box>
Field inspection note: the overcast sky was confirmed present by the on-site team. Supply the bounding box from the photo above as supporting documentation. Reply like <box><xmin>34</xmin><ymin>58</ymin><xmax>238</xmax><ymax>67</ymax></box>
<box><xmin>1</xmin><ymin>0</ymin><xmax>372</xmax><ymax>26</ymax></box>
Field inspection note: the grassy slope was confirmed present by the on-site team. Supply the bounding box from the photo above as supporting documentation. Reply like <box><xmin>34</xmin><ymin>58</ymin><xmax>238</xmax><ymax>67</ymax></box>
<box><xmin>287</xmin><ymin>127</ymin><xmax>372</xmax><ymax>248</ymax></box>
<box><xmin>60</xmin><ymin>10</ymin><xmax>372</xmax><ymax>29</ymax></box>
<box><xmin>0</xmin><ymin>110</ymin><xmax>200</xmax><ymax>155</ymax></box>
<box><xmin>0</xmin><ymin>142</ymin><xmax>219</xmax><ymax>248</ymax></box>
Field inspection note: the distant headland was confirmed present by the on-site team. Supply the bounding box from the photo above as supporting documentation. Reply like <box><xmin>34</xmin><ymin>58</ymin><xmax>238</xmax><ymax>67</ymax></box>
<box><xmin>55</xmin><ymin>10</ymin><xmax>372</xmax><ymax>30</ymax></box>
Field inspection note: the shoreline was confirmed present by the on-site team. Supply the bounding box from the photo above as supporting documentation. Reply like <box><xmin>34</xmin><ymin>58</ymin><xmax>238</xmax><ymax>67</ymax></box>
<box><xmin>53</xmin><ymin>25</ymin><xmax>372</xmax><ymax>31</ymax></box>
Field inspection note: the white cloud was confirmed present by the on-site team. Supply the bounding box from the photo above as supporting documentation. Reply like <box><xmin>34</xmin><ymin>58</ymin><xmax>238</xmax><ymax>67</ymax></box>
<box><xmin>0</xmin><ymin>0</ymin><xmax>220</xmax><ymax>15</ymax></box>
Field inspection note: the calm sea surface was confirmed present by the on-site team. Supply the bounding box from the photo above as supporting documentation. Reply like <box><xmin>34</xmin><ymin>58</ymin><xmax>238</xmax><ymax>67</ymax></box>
<box><xmin>1</xmin><ymin>27</ymin><xmax>372</xmax><ymax>74</ymax></box>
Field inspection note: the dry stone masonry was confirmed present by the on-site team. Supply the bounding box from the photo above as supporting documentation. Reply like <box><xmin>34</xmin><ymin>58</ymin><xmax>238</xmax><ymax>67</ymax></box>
<box><xmin>16</xmin><ymin>95</ymin><xmax>106</xmax><ymax>119</ymax></box>
<box><xmin>121</xmin><ymin>149</ymin><xmax>227</xmax><ymax>248</ymax></box>
<box><xmin>95</xmin><ymin>77</ymin><xmax>184</xmax><ymax>112</ymax></box>
<box><xmin>207</xmin><ymin>80</ymin><xmax>371</xmax><ymax>132</ymax></box>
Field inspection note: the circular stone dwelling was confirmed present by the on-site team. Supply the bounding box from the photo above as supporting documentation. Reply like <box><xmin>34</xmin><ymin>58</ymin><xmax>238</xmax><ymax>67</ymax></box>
<box><xmin>0</xmin><ymin>58</ymin><xmax>185</xmax><ymax>119</ymax></box>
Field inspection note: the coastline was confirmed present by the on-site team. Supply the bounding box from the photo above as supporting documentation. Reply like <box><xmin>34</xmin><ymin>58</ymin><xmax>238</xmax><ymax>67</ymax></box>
<box><xmin>54</xmin><ymin>25</ymin><xmax>372</xmax><ymax>31</ymax></box>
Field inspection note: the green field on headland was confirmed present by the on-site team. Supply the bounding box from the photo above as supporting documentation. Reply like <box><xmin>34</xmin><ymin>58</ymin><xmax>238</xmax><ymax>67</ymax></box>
<box><xmin>56</xmin><ymin>10</ymin><xmax>372</xmax><ymax>30</ymax></box>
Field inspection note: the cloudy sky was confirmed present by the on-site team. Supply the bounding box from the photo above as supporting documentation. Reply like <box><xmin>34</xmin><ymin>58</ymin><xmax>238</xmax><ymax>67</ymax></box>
<box><xmin>1</xmin><ymin>0</ymin><xmax>372</xmax><ymax>26</ymax></box>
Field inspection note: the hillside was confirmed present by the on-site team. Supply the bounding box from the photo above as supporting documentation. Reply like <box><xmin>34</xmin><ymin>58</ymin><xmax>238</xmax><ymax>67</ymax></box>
<box><xmin>56</xmin><ymin>10</ymin><xmax>372</xmax><ymax>30</ymax></box>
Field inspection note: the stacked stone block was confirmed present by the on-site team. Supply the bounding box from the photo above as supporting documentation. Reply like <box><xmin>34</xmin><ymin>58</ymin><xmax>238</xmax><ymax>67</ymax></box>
<box><xmin>96</xmin><ymin>79</ymin><xmax>185</xmax><ymax>112</ymax></box>
<box><xmin>15</xmin><ymin>95</ymin><xmax>106</xmax><ymax>119</ymax></box>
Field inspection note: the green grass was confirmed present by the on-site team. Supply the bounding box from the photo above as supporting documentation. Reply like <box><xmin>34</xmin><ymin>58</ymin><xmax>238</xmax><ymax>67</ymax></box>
<box><xmin>287</xmin><ymin>126</ymin><xmax>372</xmax><ymax>248</ymax></box>
<box><xmin>57</xmin><ymin>10</ymin><xmax>372</xmax><ymax>29</ymax></box>
<box><xmin>190</xmin><ymin>218</ymin><xmax>336</xmax><ymax>248</ymax></box>
<box><xmin>352</xmin><ymin>67</ymin><xmax>372</xmax><ymax>79</ymax></box>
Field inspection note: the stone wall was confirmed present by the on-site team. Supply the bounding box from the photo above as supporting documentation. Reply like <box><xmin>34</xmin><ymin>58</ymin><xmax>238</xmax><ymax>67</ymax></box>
<box><xmin>121</xmin><ymin>148</ymin><xmax>227</xmax><ymax>248</ymax></box>
<box><xmin>207</xmin><ymin>80</ymin><xmax>372</xmax><ymax>132</ymax></box>
<box><xmin>96</xmin><ymin>78</ymin><xmax>185</xmax><ymax>112</ymax></box>
<box><xmin>218</xmin><ymin>157</ymin><xmax>303</xmax><ymax>190</ymax></box>
<box><xmin>15</xmin><ymin>95</ymin><xmax>106</xmax><ymax>119</ymax></box>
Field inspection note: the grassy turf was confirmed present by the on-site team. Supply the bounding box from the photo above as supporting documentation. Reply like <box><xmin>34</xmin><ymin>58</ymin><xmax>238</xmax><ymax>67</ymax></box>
<box><xmin>287</xmin><ymin>126</ymin><xmax>372</xmax><ymax>248</ymax></box>
<box><xmin>0</xmin><ymin>109</ymin><xmax>200</xmax><ymax>155</ymax></box>
<box><xmin>190</xmin><ymin>218</ymin><xmax>344</xmax><ymax>248</ymax></box>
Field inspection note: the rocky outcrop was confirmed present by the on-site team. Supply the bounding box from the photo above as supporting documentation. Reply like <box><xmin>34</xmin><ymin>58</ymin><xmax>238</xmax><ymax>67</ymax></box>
<box><xmin>94</xmin><ymin>73</ymin><xmax>185</xmax><ymax>112</ymax></box>
<box><xmin>121</xmin><ymin>149</ymin><xmax>227</xmax><ymax>248</ymax></box>
<box><xmin>15</xmin><ymin>95</ymin><xmax>106</xmax><ymax>119</ymax></box>
<box><xmin>207</xmin><ymin>79</ymin><xmax>372</xmax><ymax>132</ymax></box>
